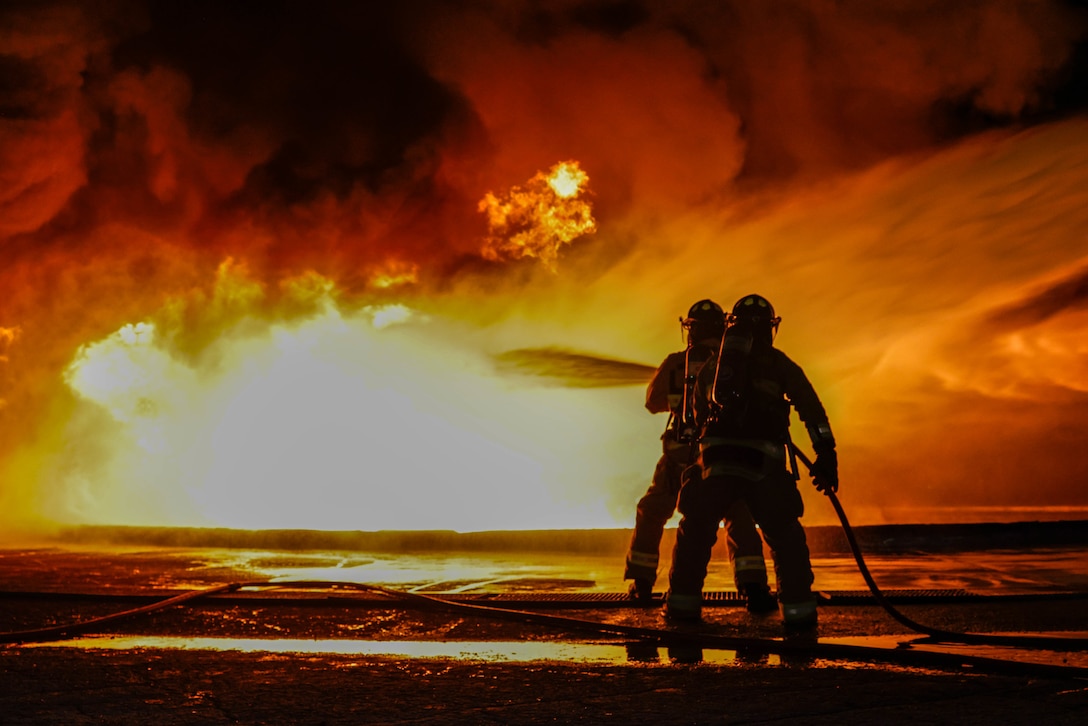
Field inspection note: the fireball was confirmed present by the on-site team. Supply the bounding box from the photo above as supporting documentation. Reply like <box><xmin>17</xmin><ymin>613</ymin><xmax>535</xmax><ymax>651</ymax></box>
<box><xmin>479</xmin><ymin>161</ymin><xmax>597</xmax><ymax>271</ymax></box>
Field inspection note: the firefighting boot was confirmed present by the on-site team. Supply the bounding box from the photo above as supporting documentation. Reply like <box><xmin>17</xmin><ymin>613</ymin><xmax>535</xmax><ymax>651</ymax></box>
<box><xmin>742</xmin><ymin>583</ymin><xmax>778</xmax><ymax>614</ymax></box>
<box><xmin>627</xmin><ymin>578</ymin><xmax>654</xmax><ymax>604</ymax></box>
<box><xmin>781</xmin><ymin>598</ymin><xmax>819</xmax><ymax>633</ymax></box>
<box><xmin>662</xmin><ymin>591</ymin><xmax>702</xmax><ymax>622</ymax></box>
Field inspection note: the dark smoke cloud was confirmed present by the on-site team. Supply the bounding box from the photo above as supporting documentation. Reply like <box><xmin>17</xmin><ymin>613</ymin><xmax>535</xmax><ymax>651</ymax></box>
<box><xmin>112</xmin><ymin>2</ymin><xmax>470</xmax><ymax>202</ymax></box>
<box><xmin>2</xmin><ymin>1</ymin><xmax>491</xmax><ymax>277</ymax></box>
<box><xmin>655</xmin><ymin>0</ymin><xmax>1088</xmax><ymax>182</ymax></box>
<box><xmin>3</xmin><ymin>0</ymin><xmax>1087</xmax><ymax>337</ymax></box>
<box><xmin>4</xmin><ymin>1</ymin><xmax>1086</xmax><ymax>256</ymax></box>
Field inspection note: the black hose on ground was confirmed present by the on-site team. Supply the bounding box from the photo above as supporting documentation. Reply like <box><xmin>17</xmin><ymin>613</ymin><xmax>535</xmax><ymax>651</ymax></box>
<box><xmin>0</xmin><ymin>583</ymin><xmax>243</xmax><ymax>645</ymax></box>
<box><xmin>340</xmin><ymin>581</ymin><xmax>1088</xmax><ymax>680</ymax></box>
<box><xmin>791</xmin><ymin>444</ymin><xmax>1088</xmax><ymax>651</ymax></box>
<box><xmin>4</xmin><ymin>579</ymin><xmax>1087</xmax><ymax>681</ymax></box>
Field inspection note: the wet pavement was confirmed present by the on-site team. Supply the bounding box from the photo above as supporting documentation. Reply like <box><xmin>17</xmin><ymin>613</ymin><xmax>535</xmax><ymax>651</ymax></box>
<box><xmin>2</xmin><ymin>527</ymin><xmax>1088</xmax><ymax>723</ymax></box>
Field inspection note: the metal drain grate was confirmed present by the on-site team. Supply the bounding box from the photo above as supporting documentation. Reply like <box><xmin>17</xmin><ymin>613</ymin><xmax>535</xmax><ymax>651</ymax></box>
<box><xmin>817</xmin><ymin>588</ymin><xmax>975</xmax><ymax>605</ymax></box>
<box><xmin>441</xmin><ymin>588</ymin><xmax>985</xmax><ymax>609</ymax></box>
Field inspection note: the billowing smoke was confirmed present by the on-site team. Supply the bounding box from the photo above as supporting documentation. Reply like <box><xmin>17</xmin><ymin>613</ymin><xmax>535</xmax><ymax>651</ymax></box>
<box><xmin>2</xmin><ymin>0</ymin><xmax>1087</xmax><ymax>534</ymax></box>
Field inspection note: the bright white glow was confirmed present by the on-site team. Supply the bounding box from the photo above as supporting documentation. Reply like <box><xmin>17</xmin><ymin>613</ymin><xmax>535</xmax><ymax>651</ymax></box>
<box><xmin>367</xmin><ymin>303</ymin><xmax>415</xmax><ymax>329</ymax></box>
<box><xmin>58</xmin><ymin>301</ymin><xmax>659</xmax><ymax>532</ymax></box>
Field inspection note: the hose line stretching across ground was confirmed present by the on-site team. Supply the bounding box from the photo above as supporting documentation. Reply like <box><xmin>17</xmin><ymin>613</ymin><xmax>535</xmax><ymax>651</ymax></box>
<box><xmin>2</xmin><ymin>578</ymin><xmax>1087</xmax><ymax>682</ymax></box>
<box><xmin>790</xmin><ymin>444</ymin><xmax>1088</xmax><ymax>652</ymax></box>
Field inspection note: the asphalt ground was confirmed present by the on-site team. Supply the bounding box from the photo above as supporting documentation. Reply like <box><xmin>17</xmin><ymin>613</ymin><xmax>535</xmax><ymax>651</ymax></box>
<box><xmin>2</xmin><ymin>534</ymin><xmax>1088</xmax><ymax>724</ymax></box>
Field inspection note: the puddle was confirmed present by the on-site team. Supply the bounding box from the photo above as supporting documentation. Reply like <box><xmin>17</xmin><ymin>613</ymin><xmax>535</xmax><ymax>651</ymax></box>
<box><xmin>20</xmin><ymin>635</ymin><xmax>790</xmax><ymax>666</ymax></box>
<box><xmin>23</xmin><ymin>632</ymin><xmax>1085</xmax><ymax>672</ymax></box>
<box><xmin>13</xmin><ymin>635</ymin><xmax>973</xmax><ymax>673</ymax></box>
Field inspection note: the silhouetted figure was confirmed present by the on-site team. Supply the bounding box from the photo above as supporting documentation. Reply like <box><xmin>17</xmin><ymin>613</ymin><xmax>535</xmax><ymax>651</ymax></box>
<box><xmin>625</xmin><ymin>299</ymin><xmax>776</xmax><ymax>614</ymax></box>
<box><xmin>664</xmin><ymin>294</ymin><xmax>838</xmax><ymax>631</ymax></box>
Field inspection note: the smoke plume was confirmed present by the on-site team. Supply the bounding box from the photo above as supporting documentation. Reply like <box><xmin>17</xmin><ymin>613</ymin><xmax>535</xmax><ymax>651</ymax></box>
<box><xmin>2</xmin><ymin>0</ymin><xmax>1087</xmax><ymax>532</ymax></box>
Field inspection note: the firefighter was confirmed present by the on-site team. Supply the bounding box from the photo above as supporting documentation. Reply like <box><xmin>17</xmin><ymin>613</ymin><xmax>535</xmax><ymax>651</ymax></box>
<box><xmin>664</xmin><ymin>294</ymin><xmax>838</xmax><ymax>631</ymax></box>
<box><xmin>624</xmin><ymin>299</ymin><xmax>777</xmax><ymax>613</ymax></box>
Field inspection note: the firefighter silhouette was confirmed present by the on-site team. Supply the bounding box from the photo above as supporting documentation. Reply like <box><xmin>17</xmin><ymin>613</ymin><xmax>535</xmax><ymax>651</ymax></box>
<box><xmin>664</xmin><ymin>294</ymin><xmax>838</xmax><ymax>630</ymax></box>
<box><xmin>624</xmin><ymin>299</ymin><xmax>776</xmax><ymax>614</ymax></box>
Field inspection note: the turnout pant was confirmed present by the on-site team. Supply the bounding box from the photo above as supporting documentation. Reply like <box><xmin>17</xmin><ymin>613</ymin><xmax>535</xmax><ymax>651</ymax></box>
<box><xmin>668</xmin><ymin>466</ymin><xmax>815</xmax><ymax>620</ymax></box>
<box><xmin>626</xmin><ymin>444</ymin><xmax>768</xmax><ymax>589</ymax></box>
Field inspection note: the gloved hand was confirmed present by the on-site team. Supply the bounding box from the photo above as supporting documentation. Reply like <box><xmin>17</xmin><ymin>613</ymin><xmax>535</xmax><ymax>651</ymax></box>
<box><xmin>811</xmin><ymin>448</ymin><xmax>838</xmax><ymax>495</ymax></box>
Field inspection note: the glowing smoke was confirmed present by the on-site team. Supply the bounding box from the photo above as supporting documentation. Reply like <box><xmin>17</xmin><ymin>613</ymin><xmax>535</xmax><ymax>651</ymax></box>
<box><xmin>2</xmin><ymin>1</ymin><xmax>1087</xmax><ymax>534</ymax></box>
<box><xmin>52</xmin><ymin>264</ymin><xmax>656</xmax><ymax>531</ymax></box>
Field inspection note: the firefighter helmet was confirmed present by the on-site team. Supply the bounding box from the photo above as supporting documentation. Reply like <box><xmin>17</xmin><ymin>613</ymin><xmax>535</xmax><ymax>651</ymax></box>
<box><xmin>728</xmin><ymin>294</ymin><xmax>781</xmax><ymax>343</ymax></box>
<box><xmin>685</xmin><ymin>299</ymin><xmax>724</xmax><ymax>324</ymax></box>
<box><xmin>681</xmin><ymin>299</ymin><xmax>725</xmax><ymax>347</ymax></box>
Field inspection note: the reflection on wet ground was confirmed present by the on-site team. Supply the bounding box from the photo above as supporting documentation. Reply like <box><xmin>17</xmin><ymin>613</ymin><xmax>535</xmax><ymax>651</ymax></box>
<box><xmin>823</xmin><ymin>633</ymin><xmax>1088</xmax><ymax>671</ymax></box>
<box><xmin>21</xmin><ymin>632</ymin><xmax>1088</xmax><ymax>673</ymax></box>
<box><xmin>3</xmin><ymin>635</ymin><xmax>942</xmax><ymax>673</ymax></box>
<box><xmin>3</xmin><ymin>543</ymin><xmax>1087</xmax><ymax>596</ymax></box>
<box><xmin>5</xmin><ymin>537</ymin><xmax>1088</xmax><ymax>726</ymax></box>
<box><xmin>23</xmin><ymin>636</ymin><xmax>645</xmax><ymax>664</ymax></box>
<box><xmin>0</xmin><ymin>547</ymin><xmax>615</xmax><ymax>597</ymax></box>
<box><xmin>19</xmin><ymin>636</ymin><xmax>813</xmax><ymax>670</ymax></box>
<box><xmin>3</xmin><ymin>532</ymin><xmax>1088</xmax><ymax>675</ymax></box>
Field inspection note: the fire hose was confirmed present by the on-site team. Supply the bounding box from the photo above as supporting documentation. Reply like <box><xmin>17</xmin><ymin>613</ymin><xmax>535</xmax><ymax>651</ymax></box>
<box><xmin>789</xmin><ymin>443</ymin><xmax>1088</xmax><ymax>652</ymax></box>
<box><xmin>2</xmin><ymin>576</ymin><xmax>1087</xmax><ymax>681</ymax></box>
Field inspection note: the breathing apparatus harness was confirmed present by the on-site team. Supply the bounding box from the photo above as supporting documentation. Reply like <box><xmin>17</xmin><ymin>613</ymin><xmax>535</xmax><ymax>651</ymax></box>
<box><xmin>673</xmin><ymin>300</ymin><xmax>724</xmax><ymax>445</ymax></box>
<box><xmin>674</xmin><ymin>341</ymin><xmax>700</xmax><ymax>445</ymax></box>
<box><xmin>706</xmin><ymin>316</ymin><xmax>756</xmax><ymax>431</ymax></box>
<box><xmin>705</xmin><ymin>295</ymin><xmax>781</xmax><ymax>434</ymax></box>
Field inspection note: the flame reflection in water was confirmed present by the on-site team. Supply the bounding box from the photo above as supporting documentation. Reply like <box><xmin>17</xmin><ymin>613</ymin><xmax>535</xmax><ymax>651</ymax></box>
<box><xmin>20</xmin><ymin>635</ymin><xmax>762</xmax><ymax>667</ymax></box>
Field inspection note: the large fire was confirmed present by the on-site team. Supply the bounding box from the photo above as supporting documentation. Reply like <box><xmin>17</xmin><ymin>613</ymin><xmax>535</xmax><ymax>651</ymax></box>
<box><xmin>1</xmin><ymin>2</ymin><xmax>1087</xmax><ymax>538</ymax></box>
<box><xmin>479</xmin><ymin>161</ymin><xmax>597</xmax><ymax>271</ymax></box>
<box><xmin>51</xmin><ymin>256</ymin><xmax>648</xmax><ymax>533</ymax></box>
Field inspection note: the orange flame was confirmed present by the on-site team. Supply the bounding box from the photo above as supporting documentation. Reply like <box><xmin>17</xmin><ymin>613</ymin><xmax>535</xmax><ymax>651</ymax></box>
<box><xmin>478</xmin><ymin>160</ymin><xmax>596</xmax><ymax>271</ymax></box>
<box><xmin>0</xmin><ymin>326</ymin><xmax>19</xmax><ymax>410</ymax></box>
<box><xmin>0</xmin><ymin>326</ymin><xmax>18</xmax><ymax>363</ymax></box>
<box><xmin>367</xmin><ymin>260</ymin><xmax>420</xmax><ymax>290</ymax></box>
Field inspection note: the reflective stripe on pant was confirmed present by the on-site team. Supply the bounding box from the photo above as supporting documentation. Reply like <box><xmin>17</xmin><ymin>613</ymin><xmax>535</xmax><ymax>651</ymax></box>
<box><xmin>625</xmin><ymin>447</ymin><xmax>690</xmax><ymax>583</ymax></box>
<box><xmin>780</xmin><ymin>597</ymin><xmax>818</xmax><ymax>625</ymax></box>
<box><xmin>724</xmin><ymin>499</ymin><xmax>768</xmax><ymax>588</ymax></box>
<box><xmin>624</xmin><ymin>550</ymin><xmax>659</xmax><ymax>582</ymax></box>
<box><xmin>664</xmin><ymin>591</ymin><xmax>702</xmax><ymax>617</ymax></box>
<box><xmin>731</xmin><ymin>555</ymin><xmax>768</xmax><ymax>587</ymax></box>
